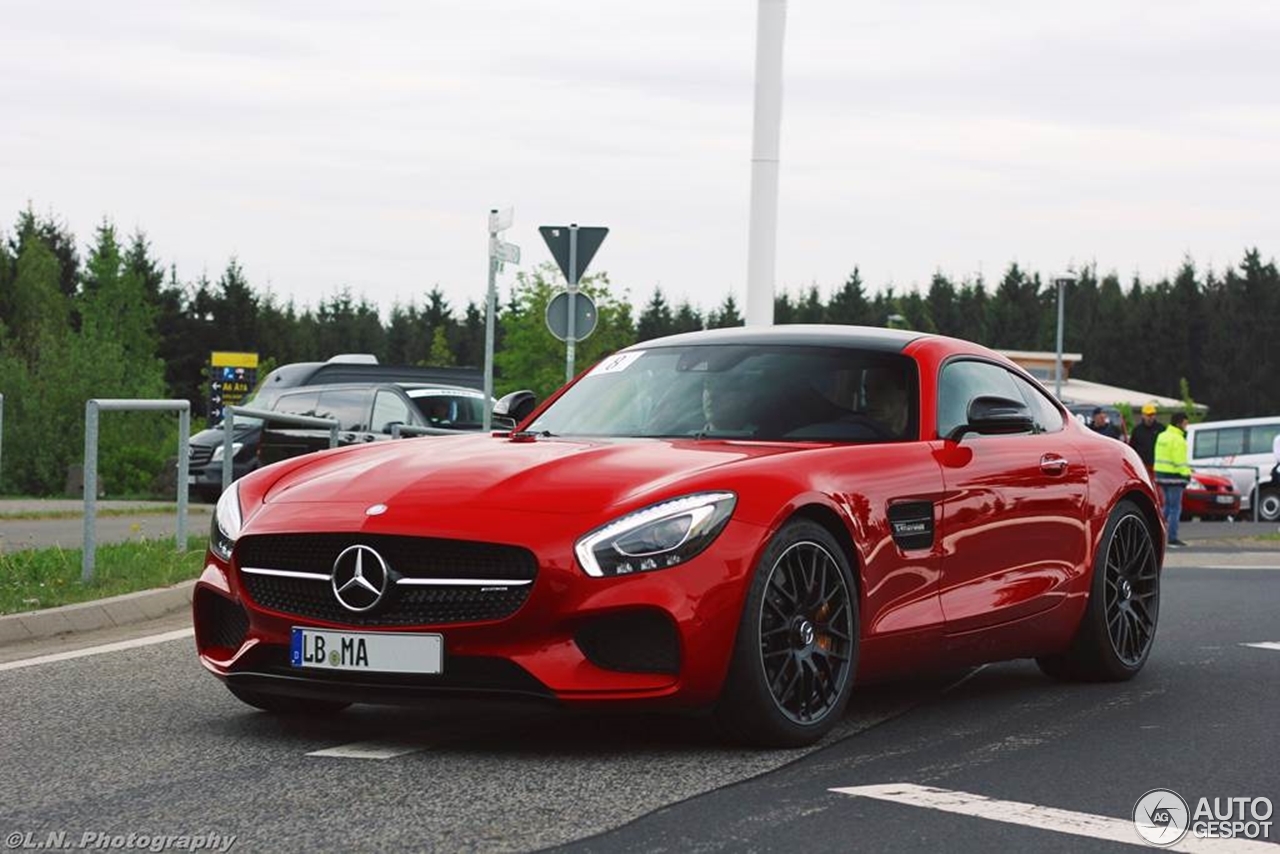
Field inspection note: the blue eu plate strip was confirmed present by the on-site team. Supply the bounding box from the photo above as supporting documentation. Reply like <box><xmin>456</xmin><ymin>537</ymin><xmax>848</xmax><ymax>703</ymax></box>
<box><xmin>290</xmin><ymin>628</ymin><xmax>303</xmax><ymax>666</ymax></box>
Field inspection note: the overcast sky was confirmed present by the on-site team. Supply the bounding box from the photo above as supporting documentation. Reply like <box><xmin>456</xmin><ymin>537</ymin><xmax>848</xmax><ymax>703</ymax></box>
<box><xmin>4</xmin><ymin>1</ymin><xmax>1278</xmax><ymax>316</ymax></box>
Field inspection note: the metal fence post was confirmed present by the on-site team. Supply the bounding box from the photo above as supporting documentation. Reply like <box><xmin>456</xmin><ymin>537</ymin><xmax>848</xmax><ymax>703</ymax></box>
<box><xmin>82</xmin><ymin>401</ymin><xmax>100</xmax><ymax>582</ymax></box>
<box><xmin>82</xmin><ymin>399</ymin><xmax>193</xmax><ymax>581</ymax></box>
<box><xmin>177</xmin><ymin>405</ymin><xmax>190</xmax><ymax>551</ymax></box>
<box><xmin>222</xmin><ymin>410</ymin><xmax>235</xmax><ymax>494</ymax></box>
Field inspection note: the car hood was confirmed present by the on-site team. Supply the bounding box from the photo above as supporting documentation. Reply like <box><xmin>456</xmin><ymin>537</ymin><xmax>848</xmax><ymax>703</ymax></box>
<box><xmin>1190</xmin><ymin>471</ymin><xmax>1234</xmax><ymax>488</ymax></box>
<box><xmin>262</xmin><ymin>434</ymin><xmax>803</xmax><ymax>515</ymax></box>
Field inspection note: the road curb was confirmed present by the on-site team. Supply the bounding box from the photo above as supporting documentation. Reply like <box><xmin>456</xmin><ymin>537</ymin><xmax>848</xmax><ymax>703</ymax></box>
<box><xmin>0</xmin><ymin>580</ymin><xmax>195</xmax><ymax>646</ymax></box>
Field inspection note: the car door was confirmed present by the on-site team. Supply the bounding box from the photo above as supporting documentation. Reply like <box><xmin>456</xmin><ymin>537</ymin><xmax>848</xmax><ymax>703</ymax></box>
<box><xmin>934</xmin><ymin>359</ymin><xmax>1089</xmax><ymax>634</ymax></box>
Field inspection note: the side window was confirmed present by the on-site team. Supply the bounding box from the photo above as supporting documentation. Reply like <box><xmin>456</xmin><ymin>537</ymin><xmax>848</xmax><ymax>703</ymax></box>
<box><xmin>1012</xmin><ymin>375</ymin><xmax>1065</xmax><ymax>433</ymax></box>
<box><xmin>372</xmin><ymin>391</ymin><xmax>414</xmax><ymax>433</ymax></box>
<box><xmin>1192</xmin><ymin>429</ymin><xmax>1216</xmax><ymax>458</ymax></box>
<box><xmin>1248</xmin><ymin>424</ymin><xmax>1280</xmax><ymax>455</ymax></box>
<box><xmin>314</xmin><ymin>389</ymin><xmax>370</xmax><ymax>431</ymax></box>
<box><xmin>273</xmin><ymin>390</ymin><xmax>321</xmax><ymax>419</ymax></box>
<box><xmin>936</xmin><ymin>360</ymin><xmax>1023</xmax><ymax>439</ymax></box>
<box><xmin>1215</xmin><ymin>427</ymin><xmax>1246</xmax><ymax>456</ymax></box>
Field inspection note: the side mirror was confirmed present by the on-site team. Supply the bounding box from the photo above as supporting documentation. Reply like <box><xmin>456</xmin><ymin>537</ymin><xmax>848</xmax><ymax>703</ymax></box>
<box><xmin>948</xmin><ymin>395</ymin><xmax>1035</xmax><ymax>441</ymax></box>
<box><xmin>493</xmin><ymin>390</ymin><xmax>538</xmax><ymax>429</ymax></box>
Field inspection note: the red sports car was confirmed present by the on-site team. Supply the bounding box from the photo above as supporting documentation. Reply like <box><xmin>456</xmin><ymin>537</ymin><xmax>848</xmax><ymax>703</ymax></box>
<box><xmin>195</xmin><ymin>326</ymin><xmax>1165</xmax><ymax>746</ymax></box>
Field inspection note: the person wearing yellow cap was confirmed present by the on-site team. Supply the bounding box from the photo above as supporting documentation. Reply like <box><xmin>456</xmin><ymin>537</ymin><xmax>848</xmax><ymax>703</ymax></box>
<box><xmin>1128</xmin><ymin>402</ymin><xmax>1165</xmax><ymax>477</ymax></box>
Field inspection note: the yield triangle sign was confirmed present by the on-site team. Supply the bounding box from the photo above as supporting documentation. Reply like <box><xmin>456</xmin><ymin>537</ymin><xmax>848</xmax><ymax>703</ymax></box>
<box><xmin>539</xmin><ymin>225</ymin><xmax>609</xmax><ymax>286</ymax></box>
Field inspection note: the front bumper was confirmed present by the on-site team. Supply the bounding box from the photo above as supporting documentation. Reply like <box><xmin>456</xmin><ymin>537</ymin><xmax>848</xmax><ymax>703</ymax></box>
<box><xmin>1183</xmin><ymin>489</ymin><xmax>1241</xmax><ymax>517</ymax></box>
<box><xmin>194</xmin><ymin>511</ymin><xmax>766</xmax><ymax>709</ymax></box>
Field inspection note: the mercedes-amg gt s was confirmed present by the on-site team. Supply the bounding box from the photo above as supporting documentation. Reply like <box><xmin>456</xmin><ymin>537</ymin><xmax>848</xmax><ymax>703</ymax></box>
<box><xmin>194</xmin><ymin>326</ymin><xmax>1164</xmax><ymax>746</ymax></box>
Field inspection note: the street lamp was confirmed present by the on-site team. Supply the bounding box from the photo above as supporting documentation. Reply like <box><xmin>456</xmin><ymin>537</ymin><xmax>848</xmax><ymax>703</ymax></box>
<box><xmin>1053</xmin><ymin>276</ymin><xmax>1075</xmax><ymax>398</ymax></box>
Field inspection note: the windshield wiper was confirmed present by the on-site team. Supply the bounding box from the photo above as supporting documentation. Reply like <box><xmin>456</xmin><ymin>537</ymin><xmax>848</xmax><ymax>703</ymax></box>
<box><xmin>510</xmin><ymin>429</ymin><xmax>556</xmax><ymax>440</ymax></box>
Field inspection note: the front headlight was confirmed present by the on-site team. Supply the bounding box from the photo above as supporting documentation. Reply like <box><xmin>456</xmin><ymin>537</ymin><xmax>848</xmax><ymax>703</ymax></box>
<box><xmin>209</xmin><ymin>483</ymin><xmax>243</xmax><ymax>562</ymax></box>
<box><xmin>575</xmin><ymin>491</ymin><xmax>736</xmax><ymax>577</ymax></box>
<box><xmin>1188</xmin><ymin>478</ymin><xmax>1206</xmax><ymax>490</ymax></box>
<box><xmin>210</xmin><ymin>441</ymin><xmax>244</xmax><ymax>463</ymax></box>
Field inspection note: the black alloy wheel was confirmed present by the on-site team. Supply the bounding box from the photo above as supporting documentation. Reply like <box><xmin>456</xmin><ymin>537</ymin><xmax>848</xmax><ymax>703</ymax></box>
<box><xmin>759</xmin><ymin>540</ymin><xmax>855</xmax><ymax>724</ymax></box>
<box><xmin>716</xmin><ymin>519</ymin><xmax>860</xmax><ymax>747</ymax></box>
<box><xmin>1102</xmin><ymin>514</ymin><xmax>1159</xmax><ymax>666</ymax></box>
<box><xmin>1037</xmin><ymin>499</ymin><xmax>1161</xmax><ymax>682</ymax></box>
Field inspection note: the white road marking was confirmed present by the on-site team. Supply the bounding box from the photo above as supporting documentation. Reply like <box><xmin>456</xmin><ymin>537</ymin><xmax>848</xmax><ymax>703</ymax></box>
<box><xmin>307</xmin><ymin>741</ymin><xmax>426</xmax><ymax>760</ymax></box>
<box><xmin>830</xmin><ymin>784</ymin><xmax>1279</xmax><ymax>853</ymax></box>
<box><xmin>1192</xmin><ymin>566</ymin><xmax>1280</xmax><ymax>571</ymax></box>
<box><xmin>1242</xmin><ymin>642</ymin><xmax>1280</xmax><ymax>652</ymax></box>
<box><xmin>0</xmin><ymin>628</ymin><xmax>194</xmax><ymax>672</ymax></box>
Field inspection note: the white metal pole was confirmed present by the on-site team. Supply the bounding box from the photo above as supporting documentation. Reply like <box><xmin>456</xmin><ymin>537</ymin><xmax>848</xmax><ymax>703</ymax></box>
<box><xmin>484</xmin><ymin>211</ymin><xmax>498</xmax><ymax>430</ymax></box>
<box><xmin>565</xmin><ymin>224</ymin><xmax>579</xmax><ymax>384</ymax></box>
<box><xmin>745</xmin><ymin>0</ymin><xmax>787</xmax><ymax>327</ymax></box>
<box><xmin>1055</xmin><ymin>280</ymin><xmax>1066</xmax><ymax>399</ymax></box>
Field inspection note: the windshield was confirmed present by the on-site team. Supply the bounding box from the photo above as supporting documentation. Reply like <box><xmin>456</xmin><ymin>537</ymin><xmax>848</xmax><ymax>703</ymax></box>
<box><xmin>528</xmin><ymin>345</ymin><xmax>918</xmax><ymax>442</ymax></box>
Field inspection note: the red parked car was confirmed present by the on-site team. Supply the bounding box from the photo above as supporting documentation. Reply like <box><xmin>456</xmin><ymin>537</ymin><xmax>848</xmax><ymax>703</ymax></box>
<box><xmin>1181</xmin><ymin>471</ymin><xmax>1241</xmax><ymax>520</ymax></box>
<box><xmin>195</xmin><ymin>326</ymin><xmax>1165</xmax><ymax>747</ymax></box>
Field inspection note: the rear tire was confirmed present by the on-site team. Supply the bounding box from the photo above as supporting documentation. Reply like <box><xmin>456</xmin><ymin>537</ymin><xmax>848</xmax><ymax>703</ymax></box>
<box><xmin>1037</xmin><ymin>499</ymin><xmax>1160</xmax><ymax>682</ymax></box>
<box><xmin>227</xmin><ymin>684</ymin><xmax>350</xmax><ymax>716</ymax></box>
<box><xmin>715</xmin><ymin>520</ymin><xmax>859</xmax><ymax>747</ymax></box>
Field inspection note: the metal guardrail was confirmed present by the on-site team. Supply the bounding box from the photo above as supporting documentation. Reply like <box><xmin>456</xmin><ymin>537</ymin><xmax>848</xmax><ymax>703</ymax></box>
<box><xmin>390</xmin><ymin>423</ymin><xmax>476</xmax><ymax>439</ymax></box>
<box><xmin>83</xmin><ymin>399</ymin><xmax>191</xmax><ymax>582</ymax></box>
<box><xmin>222</xmin><ymin>406</ymin><xmax>340</xmax><ymax>492</ymax></box>
<box><xmin>1186</xmin><ymin>463</ymin><xmax>1264</xmax><ymax>522</ymax></box>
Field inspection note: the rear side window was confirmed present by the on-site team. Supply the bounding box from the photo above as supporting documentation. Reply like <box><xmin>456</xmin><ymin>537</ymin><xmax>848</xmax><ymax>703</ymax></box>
<box><xmin>1248</xmin><ymin>424</ymin><xmax>1280</xmax><ymax>455</ymax></box>
<box><xmin>273</xmin><ymin>391</ymin><xmax>321</xmax><ymax>419</ymax></box>
<box><xmin>1193</xmin><ymin>427</ymin><xmax>1246</xmax><ymax>458</ymax></box>
<box><xmin>315</xmin><ymin>389</ymin><xmax>371</xmax><ymax>431</ymax></box>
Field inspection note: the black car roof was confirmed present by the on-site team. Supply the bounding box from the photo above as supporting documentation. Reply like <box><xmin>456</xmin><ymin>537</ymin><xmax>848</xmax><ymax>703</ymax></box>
<box><xmin>631</xmin><ymin>324</ymin><xmax>926</xmax><ymax>353</ymax></box>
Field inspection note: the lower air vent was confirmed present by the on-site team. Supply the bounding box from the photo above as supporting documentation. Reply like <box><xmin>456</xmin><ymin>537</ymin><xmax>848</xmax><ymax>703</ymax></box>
<box><xmin>196</xmin><ymin>589</ymin><xmax>250</xmax><ymax>651</ymax></box>
<box><xmin>574</xmin><ymin>611</ymin><xmax>681</xmax><ymax>675</ymax></box>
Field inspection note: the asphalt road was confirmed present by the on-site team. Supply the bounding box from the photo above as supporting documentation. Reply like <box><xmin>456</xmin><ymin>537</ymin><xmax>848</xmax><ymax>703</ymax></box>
<box><xmin>1</xmin><ymin>562</ymin><xmax>1277</xmax><ymax>852</ymax></box>
<box><xmin>0</xmin><ymin>500</ymin><xmax>211</xmax><ymax>552</ymax></box>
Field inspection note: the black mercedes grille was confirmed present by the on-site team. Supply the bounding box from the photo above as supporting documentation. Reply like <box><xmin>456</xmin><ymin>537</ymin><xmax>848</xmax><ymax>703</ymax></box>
<box><xmin>189</xmin><ymin>445</ymin><xmax>214</xmax><ymax>466</ymax></box>
<box><xmin>237</xmin><ymin>534</ymin><xmax>536</xmax><ymax>581</ymax></box>
<box><xmin>236</xmin><ymin>534</ymin><xmax>537</xmax><ymax>626</ymax></box>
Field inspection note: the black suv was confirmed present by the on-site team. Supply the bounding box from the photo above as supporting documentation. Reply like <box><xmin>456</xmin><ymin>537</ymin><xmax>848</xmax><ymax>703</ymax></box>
<box><xmin>257</xmin><ymin>382</ymin><xmax>488</xmax><ymax>465</ymax></box>
<box><xmin>187</xmin><ymin>358</ymin><xmax>482</xmax><ymax>501</ymax></box>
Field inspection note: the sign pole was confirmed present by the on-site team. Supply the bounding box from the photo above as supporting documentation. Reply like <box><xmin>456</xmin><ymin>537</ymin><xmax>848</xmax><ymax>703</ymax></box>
<box><xmin>565</xmin><ymin>224</ymin><xmax>579</xmax><ymax>384</ymax></box>
<box><xmin>484</xmin><ymin>210</ymin><xmax>498</xmax><ymax>430</ymax></box>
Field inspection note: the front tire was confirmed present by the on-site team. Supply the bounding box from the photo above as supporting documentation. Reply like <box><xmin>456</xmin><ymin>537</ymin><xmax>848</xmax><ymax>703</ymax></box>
<box><xmin>1037</xmin><ymin>499</ymin><xmax>1160</xmax><ymax>681</ymax></box>
<box><xmin>1257</xmin><ymin>487</ymin><xmax>1280</xmax><ymax>522</ymax></box>
<box><xmin>716</xmin><ymin>520</ymin><xmax>859</xmax><ymax>747</ymax></box>
<box><xmin>227</xmin><ymin>684</ymin><xmax>350</xmax><ymax>716</ymax></box>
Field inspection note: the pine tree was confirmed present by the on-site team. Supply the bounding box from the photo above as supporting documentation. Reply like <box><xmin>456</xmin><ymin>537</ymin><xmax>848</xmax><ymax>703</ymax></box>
<box><xmin>637</xmin><ymin>287</ymin><xmax>675</xmax><ymax>341</ymax></box>
<box><xmin>707</xmin><ymin>293</ymin><xmax>743</xmax><ymax>328</ymax></box>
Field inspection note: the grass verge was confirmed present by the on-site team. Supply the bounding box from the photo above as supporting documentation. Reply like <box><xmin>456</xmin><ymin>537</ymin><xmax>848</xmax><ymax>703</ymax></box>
<box><xmin>0</xmin><ymin>506</ymin><xmax>210</xmax><ymax>521</ymax></box>
<box><xmin>0</xmin><ymin>536</ymin><xmax>207</xmax><ymax>615</ymax></box>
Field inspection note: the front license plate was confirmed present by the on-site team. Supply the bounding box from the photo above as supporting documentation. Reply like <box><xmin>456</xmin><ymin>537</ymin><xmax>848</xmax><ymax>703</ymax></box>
<box><xmin>290</xmin><ymin>627</ymin><xmax>443</xmax><ymax>674</ymax></box>
<box><xmin>1216</xmin><ymin>495</ymin><xmax>1237</xmax><ymax>504</ymax></box>
<box><xmin>187</xmin><ymin>475</ymin><xmax>197</xmax><ymax>485</ymax></box>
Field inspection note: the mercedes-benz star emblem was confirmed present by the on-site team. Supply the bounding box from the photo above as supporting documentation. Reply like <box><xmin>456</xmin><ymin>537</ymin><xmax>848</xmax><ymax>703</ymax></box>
<box><xmin>331</xmin><ymin>544</ymin><xmax>391</xmax><ymax>613</ymax></box>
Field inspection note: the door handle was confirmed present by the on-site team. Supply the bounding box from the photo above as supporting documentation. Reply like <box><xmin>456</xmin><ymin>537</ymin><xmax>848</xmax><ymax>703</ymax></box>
<box><xmin>1040</xmin><ymin>454</ymin><xmax>1068</xmax><ymax>475</ymax></box>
